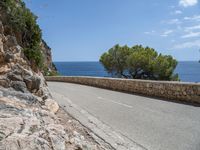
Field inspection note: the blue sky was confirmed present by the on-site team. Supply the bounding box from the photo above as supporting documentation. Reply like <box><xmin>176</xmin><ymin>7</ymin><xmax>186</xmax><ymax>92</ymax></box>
<box><xmin>24</xmin><ymin>0</ymin><xmax>200</xmax><ymax>61</ymax></box>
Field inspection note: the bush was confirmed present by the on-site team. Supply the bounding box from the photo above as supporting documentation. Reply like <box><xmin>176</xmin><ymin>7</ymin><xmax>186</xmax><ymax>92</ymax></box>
<box><xmin>43</xmin><ymin>66</ymin><xmax>59</xmax><ymax>76</ymax></box>
<box><xmin>1</xmin><ymin>0</ymin><xmax>43</xmax><ymax>68</ymax></box>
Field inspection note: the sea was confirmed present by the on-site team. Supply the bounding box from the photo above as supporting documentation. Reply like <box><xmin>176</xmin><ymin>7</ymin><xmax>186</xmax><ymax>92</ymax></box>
<box><xmin>54</xmin><ymin>61</ymin><xmax>200</xmax><ymax>83</ymax></box>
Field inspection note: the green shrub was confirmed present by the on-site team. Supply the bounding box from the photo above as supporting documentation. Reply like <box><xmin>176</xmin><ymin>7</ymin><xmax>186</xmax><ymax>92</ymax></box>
<box><xmin>0</xmin><ymin>0</ymin><xmax>43</xmax><ymax>68</ymax></box>
<box><xmin>43</xmin><ymin>66</ymin><xmax>59</xmax><ymax>76</ymax></box>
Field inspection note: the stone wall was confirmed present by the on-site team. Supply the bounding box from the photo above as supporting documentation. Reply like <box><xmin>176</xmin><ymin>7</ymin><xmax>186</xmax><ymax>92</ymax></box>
<box><xmin>46</xmin><ymin>76</ymin><xmax>200</xmax><ymax>104</ymax></box>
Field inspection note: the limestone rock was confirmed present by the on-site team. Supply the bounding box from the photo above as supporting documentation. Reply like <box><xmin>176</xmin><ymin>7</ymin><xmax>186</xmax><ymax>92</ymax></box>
<box><xmin>40</xmin><ymin>40</ymin><xmax>57</xmax><ymax>74</ymax></box>
<box><xmin>7</xmin><ymin>72</ymin><xmax>23</xmax><ymax>81</ymax></box>
<box><xmin>0</xmin><ymin>65</ymin><xmax>10</xmax><ymax>74</ymax></box>
<box><xmin>4</xmin><ymin>52</ymin><xmax>14</xmax><ymax>62</ymax></box>
<box><xmin>0</xmin><ymin>21</ymin><xmax>51</xmax><ymax>98</ymax></box>
<box><xmin>11</xmin><ymin>81</ymin><xmax>28</xmax><ymax>93</ymax></box>
<box><xmin>0</xmin><ymin>21</ymin><xmax>4</xmax><ymax>34</ymax></box>
<box><xmin>24</xmin><ymin>75</ymin><xmax>41</xmax><ymax>92</ymax></box>
<box><xmin>46</xmin><ymin>124</ymin><xmax>69</xmax><ymax>150</ymax></box>
<box><xmin>4</xmin><ymin>35</ymin><xmax>18</xmax><ymax>48</ymax></box>
<box><xmin>45</xmin><ymin>99</ymin><xmax>59</xmax><ymax>113</ymax></box>
<box><xmin>0</xmin><ymin>79</ymin><xmax>9</xmax><ymax>88</ymax></box>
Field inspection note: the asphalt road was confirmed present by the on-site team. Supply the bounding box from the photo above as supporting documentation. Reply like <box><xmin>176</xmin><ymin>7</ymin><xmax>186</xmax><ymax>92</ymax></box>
<box><xmin>48</xmin><ymin>82</ymin><xmax>200</xmax><ymax>150</ymax></box>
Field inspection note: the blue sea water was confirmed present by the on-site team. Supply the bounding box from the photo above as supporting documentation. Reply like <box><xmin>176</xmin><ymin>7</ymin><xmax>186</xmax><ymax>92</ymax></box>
<box><xmin>54</xmin><ymin>61</ymin><xmax>200</xmax><ymax>82</ymax></box>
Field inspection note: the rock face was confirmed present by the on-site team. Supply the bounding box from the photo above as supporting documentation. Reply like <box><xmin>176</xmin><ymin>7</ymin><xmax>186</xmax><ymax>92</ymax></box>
<box><xmin>0</xmin><ymin>88</ymin><xmax>64</xmax><ymax>150</ymax></box>
<box><xmin>0</xmin><ymin>87</ymin><xmax>90</xmax><ymax>150</ymax></box>
<box><xmin>41</xmin><ymin>40</ymin><xmax>57</xmax><ymax>74</ymax></box>
<box><xmin>0</xmin><ymin>87</ymin><xmax>110</xmax><ymax>150</ymax></box>
<box><xmin>0</xmin><ymin>19</ymin><xmax>52</xmax><ymax>98</ymax></box>
<box><xmin>0</xmin><ymin>14</ymin><xmax>65</xmax><ymax>149</ymax></box>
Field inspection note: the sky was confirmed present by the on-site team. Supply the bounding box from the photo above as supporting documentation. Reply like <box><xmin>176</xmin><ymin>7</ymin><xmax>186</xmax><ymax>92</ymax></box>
<box><xmin>24</xmin><ymin>0</ymin><xmax>200</xmax><ymax>61</ymax></box>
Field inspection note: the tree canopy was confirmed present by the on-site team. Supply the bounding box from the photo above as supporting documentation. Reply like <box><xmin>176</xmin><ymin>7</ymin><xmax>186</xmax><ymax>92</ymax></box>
<box><xmin>100</xmin><ymin>45</ymin><xmax>179</xmax><ymax>81</ymax></box>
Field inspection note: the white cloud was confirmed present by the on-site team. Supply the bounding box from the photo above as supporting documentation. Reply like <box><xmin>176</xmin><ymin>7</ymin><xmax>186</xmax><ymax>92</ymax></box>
<box><xmin>173</xmin><ymin>40</ymin><xmax>200</xmax><ymax>49</ymax></box>
<box><xmin>175</xmin><ymin>10</ymin><xmax>183</xmax><ymax>14</ymax></box>
<box><xmin>179</xmin><ymin>0</ymin><xmax>198</xmax><ymax>7</ymax></box>
<box><xmin>184</xmin><ymin>25</ymin><xmax>200</xmax><ymax>31</ymax></box>
<box><xmin>172</xmin><ymin>10</ymin><xmax>183</xmax><ymax>15</ymax></box>
<box><xmin>167</xmin><ymin>19</ymin><xmax>182</xmax><ymax>24</ymax></box>
<box><xmin>161</xmin><ymin>30</ymin><xmax>174</xmax><ymax>37</ymax></box>
<box><xmin>181</xmin><ymin>32</ymin><xmax>200</xmax><ymax>38</ymax></box>
<box><xmin>144</xmin><ymin>30</ymin><xmax>155</xmax><ymax>35</ymax></box>
<box><xmin>184</xmin><ymin>15</ymin><xmax>200</xmax><ymax>21</ymax></box>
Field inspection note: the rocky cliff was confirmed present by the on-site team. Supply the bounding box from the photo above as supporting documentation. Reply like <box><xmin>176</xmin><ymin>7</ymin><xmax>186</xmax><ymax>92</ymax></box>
<box><xmin>0</xmin><ymin>0</ymin><xmax>57</xmax><ymax>75</ymax></box>
<box><xmin>0</xmin><ymin>1</ymin><xmax>109</xmax><ymax>149</ymax></box>
<box><xmin>0</xmin><ymin>21</ymin><xmax>50</xmax><ymax>97</ymax></box>
<box><xmin>41</xmin><ymin>40</ymin><xmax>57</xmax><ymax>75</ymax></box>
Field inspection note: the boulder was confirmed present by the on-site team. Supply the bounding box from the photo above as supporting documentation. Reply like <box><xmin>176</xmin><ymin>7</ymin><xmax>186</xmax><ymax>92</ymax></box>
<box><xmin>0</xmin><ymin>76</ymin><xmax>10</xmax><ymax>88</ymax></box>
<box><xmin>7</xmin><ymin>73</ymin><xmax>23</xmax><ymax>81</ymax></box>
<box><xmin>0</xmin><ymin>79</ymin><xmax>9</xmax><ymax>88</ymax></box>
<box><xmin>0</xmin><ymin>65</ymin><xmax>10</xmax><ymax>74</ymax></box>
<box><xmin>45</xmin><ymin>99</ymin><xmax>59</xmax><ymax>113</ymax></box>
<box><xmin>24</xmin><ymin>75</ymin><xmax>41</xmax><ymax>92</ymax></box>
<box><xmin>4</xmin><ymin>52</ymin><xmax>14</xmax><ymax>62</ymax></box>
<box><xmin>11</xmin><ymin>81</ymin><xmax>28</xmax><ymax>93</ymax></box>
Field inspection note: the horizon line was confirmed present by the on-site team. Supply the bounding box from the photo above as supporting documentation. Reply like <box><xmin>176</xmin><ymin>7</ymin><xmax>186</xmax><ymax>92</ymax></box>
<box><xmin>53</xmin><ymin>60</ymin><xmax>199</xmax><ymax>62</ymax></box>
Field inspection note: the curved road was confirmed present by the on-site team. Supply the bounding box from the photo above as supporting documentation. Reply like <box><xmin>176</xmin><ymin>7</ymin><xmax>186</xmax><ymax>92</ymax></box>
<box><xmin>48</xmin><ymin>82</ymin><xmax>200</xmax><ymax>150</ymax></box>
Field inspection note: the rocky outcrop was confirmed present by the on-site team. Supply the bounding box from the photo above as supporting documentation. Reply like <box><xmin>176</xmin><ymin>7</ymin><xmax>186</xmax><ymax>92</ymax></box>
<box><xmin>0</xmin><ymin>22</ymin><xmax>50</xmax><ymax>97</ymax></box>
<box><xmin>0</xmin><ymin>33</ymin><xmax>104</xmax><ymax>148</ymax></box>
<box><xmin>0</xmin><ymin>87</ymin><xmax>107</xmax><ymax>150</ymax></box>
<box><xmin>0</xmin><ymin>0</ymin><xmax>57</xmax><ymax>76</ymax></box>
<box><xmin>0</xmin><ymin>16</ymin><xmax>62</xmax><ymax>149</ymax></box>
<box><xmin>41</xmin><ymin>40</ymin><xmax>57</xmax><ymax>74</ymax></box>
<box><xmin>0</xmin><ymin>1</ymin><xmax>110</xmax><ymax>149</ymax></box>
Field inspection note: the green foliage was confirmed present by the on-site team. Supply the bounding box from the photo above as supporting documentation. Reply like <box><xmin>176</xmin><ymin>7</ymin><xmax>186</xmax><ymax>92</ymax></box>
<box><xmin>23</xmin><ymin>46</ymin><xmax>43</xmax><ymax>69</ymax></box>
<box><xmin>100</xmin><ymin>44</ymin><xmax>132</xmax><ymax>78</ymax></box>
<box><xmin>1</xmin><ymin>0</ymin><xmax>43</xmax><ymax>68</ymax></box>
<box><xmin>100</xmin><ymin>45</ymin><xmax>179</xmax><ymax>81</ymax></box>
<box><xmin>127</xmin><ymin>46</ymin><xmax>157</xmax><ymax>79</ymax></box>
<box><xmin>153</xmin><ymin>55</ymin><xmax>179</xmax><ymax>81</ymax></box>
<box><xmin>43</xmin><ymin>66</ymin><xmax>59</xmax><ymax>76</ymax></box>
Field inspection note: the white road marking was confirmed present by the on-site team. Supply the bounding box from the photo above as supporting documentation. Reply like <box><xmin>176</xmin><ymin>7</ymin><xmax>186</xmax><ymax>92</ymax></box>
<box><xmin>97</xmin><ymin>97</ymin><xmax>133</xmax><ymax>108</ymax></box>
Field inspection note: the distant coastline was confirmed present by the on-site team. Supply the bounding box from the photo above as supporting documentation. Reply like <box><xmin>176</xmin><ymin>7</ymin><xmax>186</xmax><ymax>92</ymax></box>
<box><xmin>54</xmin><ymin>61</ymin><xmax>200</xmax><ymax>83</ymax></box>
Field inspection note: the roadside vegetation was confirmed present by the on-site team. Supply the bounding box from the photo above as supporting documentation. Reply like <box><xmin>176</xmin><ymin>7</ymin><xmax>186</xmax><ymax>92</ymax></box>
<box><xmin>100</xmin><ymin>44</ymin><xmax>179</xmax><ymax>81</ymax></box>
<box><xmin>43</xmin><ymin>65</ymin><xmax>59</xmax><ymax>76</ymax></box>
<box><xmin>0</xmin><ymin>0</ymin><xmax>43</xmax><ymax>68</ymax></box>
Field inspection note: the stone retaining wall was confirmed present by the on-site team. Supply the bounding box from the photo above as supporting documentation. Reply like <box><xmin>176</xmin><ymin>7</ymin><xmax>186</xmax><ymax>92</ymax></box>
<box><xmin>46</xmin><ymin>76</ymin><xmax>200</xmax><ymax>104</ymax></box>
